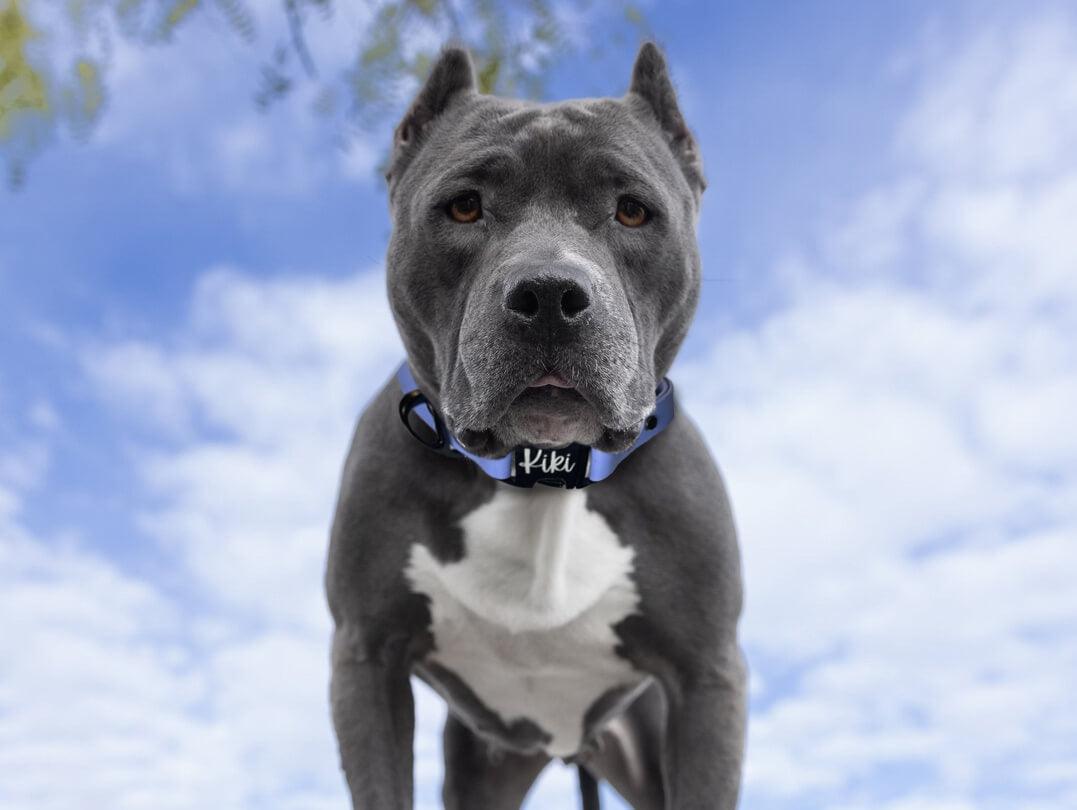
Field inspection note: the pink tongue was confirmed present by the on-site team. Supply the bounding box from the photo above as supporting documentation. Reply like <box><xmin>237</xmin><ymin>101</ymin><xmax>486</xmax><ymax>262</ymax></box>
<box><xmin>530</xmin><ymin>373</ymin><xmax>573</xmax><ymax>388</ymax></box>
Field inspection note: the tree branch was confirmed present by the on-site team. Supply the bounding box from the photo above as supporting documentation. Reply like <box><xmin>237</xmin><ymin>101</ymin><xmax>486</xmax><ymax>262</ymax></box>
<box><xmin>284</xmin><ymin>0</ymin><xmax>317</xmax><ymax>77</ymax></box>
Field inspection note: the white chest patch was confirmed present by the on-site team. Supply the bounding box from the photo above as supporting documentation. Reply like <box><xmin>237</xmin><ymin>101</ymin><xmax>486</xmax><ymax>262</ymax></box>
<box><xmin>406</xmin><ymin>487</ymin><xmax>645</xmax><ymax>756</ymax></box>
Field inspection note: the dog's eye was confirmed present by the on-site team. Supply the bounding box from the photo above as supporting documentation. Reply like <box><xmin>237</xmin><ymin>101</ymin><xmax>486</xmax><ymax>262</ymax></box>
<box><xmin>615</xmin><ymin>196</ymin><xmax>649</xmax><ymax>228</ymax></box>
<box><xmin>447</xmin><ymin>192</ymin><xmax>482</xmax><ymax>223</ymax></box>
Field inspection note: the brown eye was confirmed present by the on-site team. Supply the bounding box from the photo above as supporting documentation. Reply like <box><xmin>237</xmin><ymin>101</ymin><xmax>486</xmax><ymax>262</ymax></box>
<box><xmin>615</xmin><ymin>196</ymin><xmax>649</xmax><ymax>227</ymax></box>
<box><xmin>448</xmin><ymin>192</ymin><xmax>482</xmax><ymax>223</ymax></box>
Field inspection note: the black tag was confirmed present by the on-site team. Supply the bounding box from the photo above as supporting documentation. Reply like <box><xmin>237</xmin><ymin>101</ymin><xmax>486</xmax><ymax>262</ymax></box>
<box><xmin>509</xmin><ymin>443</ymin><xmax>591</xmax><ymax>489</ymax></box>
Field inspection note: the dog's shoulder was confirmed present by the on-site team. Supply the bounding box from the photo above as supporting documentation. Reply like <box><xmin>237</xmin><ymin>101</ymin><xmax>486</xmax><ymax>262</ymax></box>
<box><xmin>586</xmin><ymin>409</ymin><xmax>744</xmax><ymax>680</ymax></box>
<box><xmin>325</xmin><ymin>378</ymin><xmax>493</xmax><ymax>628</ymax></box>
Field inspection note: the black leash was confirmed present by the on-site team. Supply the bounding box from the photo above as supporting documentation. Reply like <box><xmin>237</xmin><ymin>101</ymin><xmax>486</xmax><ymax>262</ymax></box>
<box><xmin>578</xmin><ymin>764</ymin><xmax>601</xmax><ymax>810</ymax></box>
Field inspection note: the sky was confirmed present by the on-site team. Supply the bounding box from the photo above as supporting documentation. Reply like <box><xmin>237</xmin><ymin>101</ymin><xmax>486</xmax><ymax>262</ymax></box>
<box><xmin>1</xmin><ymin>0</ymin><xmax>1076</xmax><ymax>808</ymax></box>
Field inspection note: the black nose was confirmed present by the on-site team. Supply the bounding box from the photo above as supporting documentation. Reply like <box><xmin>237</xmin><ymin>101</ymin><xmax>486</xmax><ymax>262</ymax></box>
<box><xmin>503</xmin><ymin>263</ymin><xmax>592</xmax><ymax>325</ymax></box>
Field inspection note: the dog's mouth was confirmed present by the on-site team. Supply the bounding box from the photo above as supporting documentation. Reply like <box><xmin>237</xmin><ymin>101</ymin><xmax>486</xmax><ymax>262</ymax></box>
<box><xmin>445</xmin><ymin>356</ymin><xmax>652</xmax><ymax>457</ymax></box>
<box><xmin>504</xmin><ymin>374</ymin><xmax>593</xmax><ymax>447</ymax></box>
<box><xmin>529</xmin><ymin>371</ymin><xmax>574</xmax><ymax>389</ymax></box>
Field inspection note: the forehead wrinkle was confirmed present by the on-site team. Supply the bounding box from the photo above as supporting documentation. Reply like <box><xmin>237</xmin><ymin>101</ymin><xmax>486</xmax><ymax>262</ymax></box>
<box><xmin>542</xmin><ymin>126</ymin><xmax>667</xmax><ymax>209</ymax></box>
<box><xmin>581</xmin><ymin>152</ymin><xmax>659</xmax><ymax>189</ymax></box>
<box><xmin>505</xmin><ymin>111</ymin><xmax>615</xmax><ymax>197</ymax></box>
<box><xmin>518</xmin><ymin>105</ymin><xmax>590</xmax><ymax>144</ymax></box>
<box><xmin>431</xmin><ymin>148</ymin><xmax>525</xmax><ymax>189</ymax></box>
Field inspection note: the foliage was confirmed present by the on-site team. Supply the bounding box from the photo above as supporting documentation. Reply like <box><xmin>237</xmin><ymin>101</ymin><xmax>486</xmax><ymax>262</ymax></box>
<box><xmin>0</xmin><ymin>0</ymin><xmax>647</xmax><ymax>188</ymax></box>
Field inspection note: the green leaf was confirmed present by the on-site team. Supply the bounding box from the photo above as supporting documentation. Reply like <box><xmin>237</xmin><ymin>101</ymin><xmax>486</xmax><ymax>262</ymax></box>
<box><xmin>162</xmin><ymin>0</ymin><xmax>199</xmax><ymax>37</ymax></box>
<box><xmin>0</xmin><ymin>0</ymin><xmax>50</xmax><ymax>139</ymax></box>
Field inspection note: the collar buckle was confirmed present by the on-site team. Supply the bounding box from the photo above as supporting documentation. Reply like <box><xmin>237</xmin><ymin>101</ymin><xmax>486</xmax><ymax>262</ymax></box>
<box><xmin>398</xmin><ymin>389</ymin><xmax>456</xmax><ymax>456</ymax></box>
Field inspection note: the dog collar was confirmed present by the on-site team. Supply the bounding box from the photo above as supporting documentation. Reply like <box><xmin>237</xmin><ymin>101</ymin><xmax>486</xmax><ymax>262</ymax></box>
<box><xmin>396</xmin><ymin>362</ymin><xmax>674</xmax><ymax>489</ymax></box>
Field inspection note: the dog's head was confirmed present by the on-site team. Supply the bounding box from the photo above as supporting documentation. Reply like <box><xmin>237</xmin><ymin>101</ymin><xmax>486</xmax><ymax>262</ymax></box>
<box><xmin>386</xmin><ymin>43</ymin><xmax>704</xmax><ymax>457</ymax></box>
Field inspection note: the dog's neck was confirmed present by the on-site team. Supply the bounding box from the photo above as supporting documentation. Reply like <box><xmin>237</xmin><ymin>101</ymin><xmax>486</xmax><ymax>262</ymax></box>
<box><xmin>395</xmin><ymin>361</ymin><xmax>675</xmax><ymax>489</ymax></box>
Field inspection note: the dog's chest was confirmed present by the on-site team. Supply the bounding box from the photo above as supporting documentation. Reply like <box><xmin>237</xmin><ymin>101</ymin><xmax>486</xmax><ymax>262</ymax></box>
<box><xmin>406</xmin><ymin>487</ymin><xmax>645</xmax><ymax>756</ymax></box>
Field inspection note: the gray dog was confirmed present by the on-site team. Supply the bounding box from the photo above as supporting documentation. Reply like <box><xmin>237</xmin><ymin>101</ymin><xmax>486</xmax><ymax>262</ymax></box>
<box><xmin>326</xmin><ymin>42</ymin><xmax>745</xmax><ymax>810</ymax></box>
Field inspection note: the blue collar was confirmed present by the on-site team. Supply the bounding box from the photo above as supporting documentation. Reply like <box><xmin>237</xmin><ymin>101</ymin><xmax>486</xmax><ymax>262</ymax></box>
<box><xmin>396</xmin><ymin>362</ymin><xmax>674</xmax><ymax>489</ymax></box>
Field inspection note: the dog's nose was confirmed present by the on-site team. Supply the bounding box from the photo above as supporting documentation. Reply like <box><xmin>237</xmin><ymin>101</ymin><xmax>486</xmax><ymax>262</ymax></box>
<box><xmin>503</xmin><ymin>263</ymin><xmax>592</xmax><ymax>325</ymax></box>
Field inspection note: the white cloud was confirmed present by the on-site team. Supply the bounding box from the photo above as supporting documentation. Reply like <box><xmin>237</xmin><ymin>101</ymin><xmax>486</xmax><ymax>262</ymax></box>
<box><xmin>84</xmin><ymin>266</ymin><xmax>401</xmax><ymax>631</ymax></box>
<box><xmin>898</xmin><ymin>16</ymin><xmax>1077</xmax><ymax>183</ymax></box>
<box><xmin>678</xmin><ymin>10</ymin><xmax>1077</xmax><ymax>808</ymax></box>
<box><xmin>70</xmin><ymin>1</ymin><xmax>384</xmax><ymax>196</ymax></box>
<box><xmin>0</xmin><ymin>494</ymin><xmax>235</xmax><ymax>809</ymax></box>
<box><xmin>0</xmin><ymin>441</ymin><xmax>49</xmax><ymax>493</ymax></box>
<box><xmin>25</xmin><ymin>400</ymin><xmax>61</xmax><ymax>432</ymax></box>
<box><xmin>1</xmin><ymin>268</ymin><xmax>457</xmax><ymax>808</ymax></box>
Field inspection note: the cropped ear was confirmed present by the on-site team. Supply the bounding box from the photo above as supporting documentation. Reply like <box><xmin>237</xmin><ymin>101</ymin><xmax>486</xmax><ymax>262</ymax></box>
<box><xmin>628</xmin><ymin>42</ymin><xmax>706</xmax><ymax>195</ymax></box>
<box><xmin>387</xmin><ymin>47</ymin><xmax>476</xmax><ymax>190</ymax></box>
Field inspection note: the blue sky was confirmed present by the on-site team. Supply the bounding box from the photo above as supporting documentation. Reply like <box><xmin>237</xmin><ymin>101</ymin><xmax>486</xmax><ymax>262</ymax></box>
<box><xmin>2</xmin><ymin>1</ymin><xmax>1076</xmax><ymax>808</ymax></box>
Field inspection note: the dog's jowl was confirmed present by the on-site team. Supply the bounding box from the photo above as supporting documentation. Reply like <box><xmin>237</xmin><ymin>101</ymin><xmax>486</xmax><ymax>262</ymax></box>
<box><xmin>326</xmin><ymin>42</ymin><xmax>746</xmax><ymax>810</ymax></box>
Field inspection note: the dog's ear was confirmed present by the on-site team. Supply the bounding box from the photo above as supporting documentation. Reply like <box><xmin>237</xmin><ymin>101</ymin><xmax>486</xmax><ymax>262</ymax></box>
<box><xmin>627</xmin><ymin>42</ymin><xmax>705</xmax><ymax>195</ymax></box>
<box><xmin>387</xmin><ymin>47</ymin><xmax>476</xmax><ymax>192</ymax></box>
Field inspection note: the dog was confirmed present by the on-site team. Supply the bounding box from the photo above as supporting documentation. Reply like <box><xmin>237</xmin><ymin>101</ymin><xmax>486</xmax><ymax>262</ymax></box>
<box><xmin>326</xmin><ymin>42</ymin><xmax>745</xmax><ymax>810</ymax></box>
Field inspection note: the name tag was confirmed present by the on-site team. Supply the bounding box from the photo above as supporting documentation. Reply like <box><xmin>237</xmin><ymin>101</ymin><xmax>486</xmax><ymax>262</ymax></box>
<box><xmin>511</xmin><ymin>444</ymin><xmax>590</xmax><ymax>488</ymax></box>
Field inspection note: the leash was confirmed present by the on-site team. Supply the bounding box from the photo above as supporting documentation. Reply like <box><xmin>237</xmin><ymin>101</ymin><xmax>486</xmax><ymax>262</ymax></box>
<box><xmin>578</xmin><ymin>764</ymin><xmax>601</xmax><ymax>810</ymax></box>
<box><xmin>396</xmin><ymin>361</ymin><xmax>674</xmax><ymax>489</ymax></box>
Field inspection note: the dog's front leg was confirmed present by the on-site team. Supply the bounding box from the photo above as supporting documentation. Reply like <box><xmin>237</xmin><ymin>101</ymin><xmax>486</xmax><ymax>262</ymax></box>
<box><xmin>662</xmin><ymin>645</ymin><xmax>747</xmax><ymax>810</ymax></box>
<box><xmin>330</xmin><ymin>623</ymin><xmax>416</xmax><ymax>810</ymax></box>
